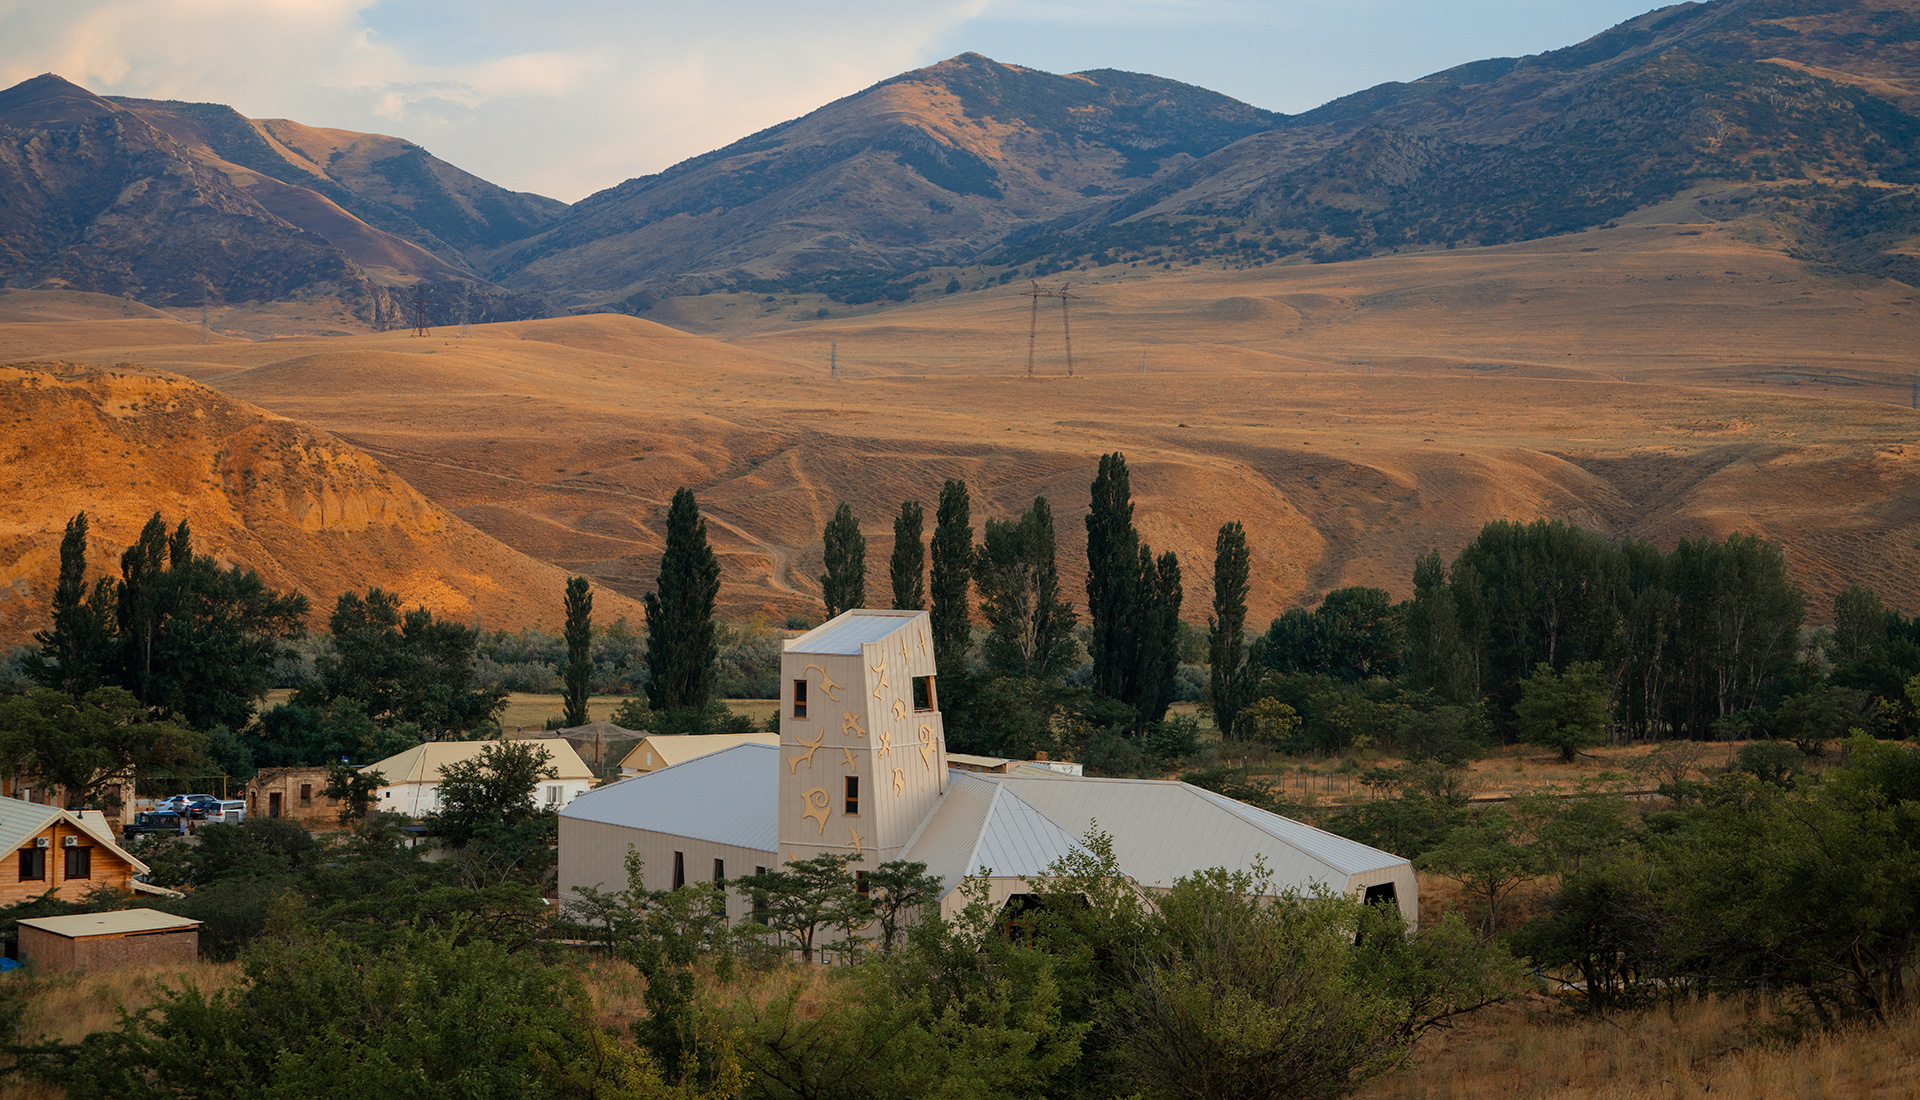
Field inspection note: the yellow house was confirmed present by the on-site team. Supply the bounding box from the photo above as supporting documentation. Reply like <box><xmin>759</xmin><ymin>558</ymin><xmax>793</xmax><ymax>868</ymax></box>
<box><xmin>618</xmin><ymin>733</ymin><xmax>777</xmax><ymax>776</ymax></box>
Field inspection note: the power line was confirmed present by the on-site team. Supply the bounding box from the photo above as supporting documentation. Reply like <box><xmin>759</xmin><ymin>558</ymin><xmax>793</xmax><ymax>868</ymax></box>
<box><xmin>410</xmin><ymin>284</ymin><xmax>430</xmax><ymax>337</ymax></box>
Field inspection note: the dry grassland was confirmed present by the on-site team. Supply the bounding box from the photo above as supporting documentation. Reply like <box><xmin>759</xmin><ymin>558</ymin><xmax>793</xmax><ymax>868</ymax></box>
<box><xmin>0</xmin><ymin>961</ymin><xmax>239</xmax><ymax>1100</ymax></box>
<box><xmin>4</xmin><ymin>222</ymin><xmax>1918</xmax><ymax>636</ymax></box>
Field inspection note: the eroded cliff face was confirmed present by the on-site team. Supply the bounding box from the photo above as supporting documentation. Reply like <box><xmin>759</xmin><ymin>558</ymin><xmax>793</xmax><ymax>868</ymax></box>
<box><xmin>0</xmin><ymin>363</ymin><xmax>640</xmax><ymax>646</ymax></box>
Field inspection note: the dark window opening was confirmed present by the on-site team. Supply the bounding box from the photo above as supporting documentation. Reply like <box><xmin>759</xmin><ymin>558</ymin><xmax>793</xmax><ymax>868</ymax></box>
<box><xmin>64</xmin><ymin>846</ymin><xmax>91</xmax><ymax>881</ymax></box>
<box><xmin>299</xmin><ymin>783</ymin><xmax>313</xmax><ymax>806</ymax></box>
<box><xmin>269</xmin><ymin>792</ymin><xmax>283</xmax><ymax>818</ymax></box>
<box><xmin>997</xmin><ymin>893</ymin><xmax>1090</xmax><ymax>946</ymax></box>
<box><xmin>793</xmin><ymin>678</ymin><xmax>808</xmax><ymax>718</ymax></box>
<box><xmin>18</xmin><ymin>848</ymin><xmax>45</xmax><ymax>882</ymax></box>
<box><xmin>844</xmin><ymin>775</ymin><xmax>859</xmax><ymax>816</ymax></box>
<box><xmin>713</xmin><ymin>859</ymin><xmax>728</xmax><ymax>916</ymax></box>
<box><xmin>1363</xmin><ymin>882</ymin><xmax>1398</xmax><ymax>907</ymax></box>
<box><xmin>912</xmin><ymin>675</ymin><xmax>936</xmax><ymax>713</ymax></box>
<box><xmin>855</xmin><ymin>870</ymin><xmax>870</xmax><ymax>897</ymax></box>
<box><xmin>752</xmin><ymin>866</ymin><xmax>769</xmax><ymax>925</ymax></box>
<box><xmin>673</xmin><ymin>851</ymin><xmax>685</xmax><ymax>890</ymax></box>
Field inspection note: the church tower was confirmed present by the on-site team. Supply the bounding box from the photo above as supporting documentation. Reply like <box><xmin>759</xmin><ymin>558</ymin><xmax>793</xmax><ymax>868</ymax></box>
<box><xmin>777</xmin><ymin>610</ymin><xmax>948</xmax><ymax>872</ymax></box>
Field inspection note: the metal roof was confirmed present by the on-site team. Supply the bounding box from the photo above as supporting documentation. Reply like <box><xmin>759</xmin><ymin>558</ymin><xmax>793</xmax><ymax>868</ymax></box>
<box><xmin>0</xmin><ymin>798</ymin><xmax>148</xmax><ymax>876</ymax></box>
<box><xmin>785</xmin><ymin>609</ymin><xmax>924</xmax><ymax>655</ymax></box>
<box><xmin>902</xmin><ymin>773</ymin><xmax>1092</xmax><ymax>896</ymax></box>
<box><xmin>364</xmin><ymin>738</ymin><xmax>594</xmax><ymax>784</ymax></box>
<box><xmin>18</xmin><ymin>908</ymin><xmax>200</xmax><ymax>938</ymax></box>
<box><xmin>561</xmin><ymin>743</ymin><xmax>779</xmax><ymax>852</ymax></box>
<box><xmin>619</xmin><ymin>733</ymin><xmax>778</xmax><ymax>771</ymax></box>
<box><xmin>986</xmin><ymin>774</ymin><xmax>1408</xmax><ymax>892</ymax></box>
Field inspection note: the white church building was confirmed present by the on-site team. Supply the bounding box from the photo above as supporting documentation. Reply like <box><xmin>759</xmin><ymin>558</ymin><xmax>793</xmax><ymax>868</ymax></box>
<box><xmin>558</xmin><ymin>609</ymin><xmax>1417</xmax><ymax>926</ymax></box>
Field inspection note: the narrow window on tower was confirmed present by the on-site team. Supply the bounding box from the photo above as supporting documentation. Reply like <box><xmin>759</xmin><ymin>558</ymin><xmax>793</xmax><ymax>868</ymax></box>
<box><xmin>673</xmin><ymin>851</ymin><xmax>685</xmax><ymax>889</ymax></box>
<box><xmin>912</xmin><ymin>675</ymin><xmax>936</xmax><ymax>713</ymax></box>
<box><xmin>793</xmin><ymin>678</ymin><xmax>808</xmax><ymax>718</ymax></box>
<box><xmin>844</xmin><ymin>774</ymin><xmax>859</xmax><ymax>816</ymax></box>
<box><xmin>855</xmin><ymin>870</ymin><xmax>870</xmax><ymax>897</ymax></box>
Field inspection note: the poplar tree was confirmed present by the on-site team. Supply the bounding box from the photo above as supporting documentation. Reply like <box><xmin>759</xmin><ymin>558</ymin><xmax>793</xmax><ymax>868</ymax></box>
<box><xmin>562</xmin><ymin>576</ymin><xmax>593</xmax><ymax>727</ymax></box>
<box><xmin>1086</xmin><ymin>453</ymin><xmax>1140</xmax><ymax>701</ymax></box>
<box><xmin>929</xmin><ymin>479</ymin><xmax>973</xmax><ymax>674</ymax></box>
<box><xmin>1135</xmin><ymin>546</ymin><xmax>1184</xmax><ymax>727</ymax></box>
<box><xmin>820</xmin><ymin>502</ymin><xmax>867</xmax><ymax>618</ymax></box>
<box><xmin>889</xmin><ymin>500</ymin><xmax>926</xmax><ymax>611</ymax></box>
<box><xmin>977</xmin><ymin>497</ymin><xmax>1077</xmax><ymax>680</ymax></box>
<box><xmin>28</xmin><ymin>511</ymin><xmax>116</xmax><ymax>695</ymax></box>
<box><xmin>645</xmin><ymin>488</ymin><xmax>721</xmax><ymax>715</ymax></box>
<box><xmin>1207</xmin><ymin>521</ymin><xmax>1251</xmax><ymax>741</ymax></box>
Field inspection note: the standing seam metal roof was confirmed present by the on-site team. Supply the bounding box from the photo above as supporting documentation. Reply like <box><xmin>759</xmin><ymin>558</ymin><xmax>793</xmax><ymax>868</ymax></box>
<box><xmin>984</xmin><ymin>774</ymin><xmax>1407</xmax><ymax>891</ymax></box>
<box><xmin>560</xmin><ymin>743</ymin><xmax>779</xmax><ymax>852</ymax></box>
<box><xmin>785</xmin><ymin>610</ymin><xmax>923</xmax><ymax>655</ymax></box>
<box><xmin>901</xmin><ymin>773</ymin><xmax>1092</xmax><ymax>895</ymax></box>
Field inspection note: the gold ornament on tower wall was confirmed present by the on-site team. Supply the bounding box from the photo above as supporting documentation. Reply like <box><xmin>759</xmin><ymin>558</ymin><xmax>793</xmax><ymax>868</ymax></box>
<box><xmin>804</xmin><ymin>665</ymin><xmax>843</xmax><ymax>701</ymax></box>
<box><xmin>842</xmin><ymin>710</ymin><xmax>867</xmax><ymax>738</ymax></box>
<box><xmin>919</xmin><ymin>724</ymin><xmax>935</xmax><ymax>768</ymax></box>
<box><xmin>789</xmin><ymin>728</ymin><xmax>825</xmax><ymax>774</ymax></box>
<box><xmin>801</xmin><ymin>787</ymin><xmax>831</xmax><ymax>833</ymax></box>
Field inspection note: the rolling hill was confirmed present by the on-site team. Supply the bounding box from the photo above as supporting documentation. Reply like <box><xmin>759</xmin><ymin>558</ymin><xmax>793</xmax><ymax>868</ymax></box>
<box><xmin>0</xmin><ymin>349</ymin><xmax>644</xmax><ymax>648</ymax></box>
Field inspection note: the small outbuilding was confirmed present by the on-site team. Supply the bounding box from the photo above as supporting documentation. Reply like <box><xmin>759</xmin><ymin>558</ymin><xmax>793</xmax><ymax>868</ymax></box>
<box><xmin>245</xmin><ymin>767</ymin><xmax>341</xmax><ymax>824</ymax></box>
<box><xmin>17</xmin><ymin>909</ymin><xmax>201</xmax><ymax>973</ymax></box>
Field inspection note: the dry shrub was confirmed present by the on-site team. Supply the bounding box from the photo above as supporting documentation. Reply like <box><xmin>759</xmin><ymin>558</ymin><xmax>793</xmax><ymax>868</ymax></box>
<box><xmin>1357</xmin><ymin>992</ymin><xmax>1920</xmax><ymax>1100</ymax></box>
<box><xmin>0</xmin><ymin>960</ymin><xmax>241</xmax><ymax>1100</ymax></box>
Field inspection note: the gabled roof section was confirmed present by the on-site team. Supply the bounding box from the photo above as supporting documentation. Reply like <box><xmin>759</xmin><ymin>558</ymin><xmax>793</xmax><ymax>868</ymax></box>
<box><xmin>903</xmin><ymin>772</ymin><xmax>1092</xmax><ymax>896</ymax></box>
<box><xmin>561</xmin><ymin>742</ymin><xmax>779</xmax><ymax>853</ymax></box>
<box><xmin>0</xmin><ymin>799</ymin><xmax>150</xmax><ymax>876</ymax></box>
<box><xmin>619</xmin><ymin>733</ymin><xmax>778</xmax><ymax>771</ymax></box>
<box><xmin>986</xmin><ymin>774</ymin><xmax>1407</xmax><ymax>892</ymax></box>
<box><xmin>785</xmin><ymin>609</ymin><xmax>924</xmax><ymax>655</ymax></box>
<box><xmin>363</xmin><ymin>738</ymin><xmax>594</xmax><ymax>784</ymax></box>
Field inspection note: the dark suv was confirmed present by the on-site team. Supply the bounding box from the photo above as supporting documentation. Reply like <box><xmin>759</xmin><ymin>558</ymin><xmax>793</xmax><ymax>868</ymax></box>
<box><xmin>124</xmin><ymin>810</ymin><xmax>189</xmax><ymax>837</ymax></box>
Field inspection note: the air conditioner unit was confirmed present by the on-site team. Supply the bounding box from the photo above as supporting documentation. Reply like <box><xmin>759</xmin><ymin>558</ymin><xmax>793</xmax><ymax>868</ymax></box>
<box><xmin>33</xmin><ymin>837</ymin><xmax>49</xmax><ymax>849</ymax></box>
<box><xmin>62</xmin><ymin>836</ymin><xmax>79</xmax><ymax>847</ymax></box>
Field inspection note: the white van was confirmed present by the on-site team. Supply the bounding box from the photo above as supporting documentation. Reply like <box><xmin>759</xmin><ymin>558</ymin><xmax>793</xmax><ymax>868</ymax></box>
<box><xmin>205</xmin><ymin>799</ymin><xmax>247</xmax><ymax>824</ymax></box>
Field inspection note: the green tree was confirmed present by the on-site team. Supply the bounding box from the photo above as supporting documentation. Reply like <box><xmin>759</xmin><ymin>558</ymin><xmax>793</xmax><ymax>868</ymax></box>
<box><xmin>929</xmin><ymin>479</ymin><xmax>973</xmax><ymax>674</ymax></box>
<box><xmin>562</xmin><ymin>576</ymin><xmax>593</xmax><ymax>728</ymax></box>
<box><xmin>1133</xmin><ymin>545</ymin><xmax>1184</xmax><ymax>728</ymax></box>
<box><xmin>27</xmin><ymin>511</ymin><xmax>117</xmax><ymax>695</ymax></box>
<box><xmin>864</xmin><ymin>859</ymin><xmax>943</xmax><ymax>957</ymax></box>
<box><xmin>1085</xmin><ymin>453</ymin><xmax>1139</xmax><ymax>701</ymax></box>
<box><xmin>645</xmin><ymin>488</ymin><xmax>721</xmax><ymax>716</ymax></box>
<box><xmin>889</xmin><ymin>500</ymin><xmax>925</xmax><ymax>610</ymax></box>
<box><xmin>304</xmin><ymin>588</ymin><xmax>504</xmax><ymax>738</ymax></box>
<box><xmin>820</xmin><ymin>502</ymin><xmax>867</xmax><ymax>618</ymax></box>
<box><xmin>425</xmin><ymin>741</ymin><xmax>560</xmax><ymax>886</ymax></box>
<box><xmin>736</xmin><ymin>853</ymin><xmax>870</xmax><ymax>963</ymax></box>
<box><xmin>1514</xmin><ymin>661</ymin><xmax>1610</xmax><ymax>763</ymax></box>
<box><xmin>1403</xmin><ymin>549</ymin><xmax>1476</xmax><ymax>704</ymax></box>
<box><xmin>321</xmin><ymin>764</ymin><xmax>385</xmax><ymax>824</ymax></box>
<box><xmin>976</xmin><ymin>498</ymin><xmax>1078</xmax><ymax>680</ymax></box>
<box><xmin>610</xmin><ymin>695</ymin><xmax>656</xmax><ymax>731</ymax></box>
<box><xmin>1418</xmin><ymin>811</ymin><xmax>1539</xmax><ymax>934</ymax></box>
<box><xmin>1207</xmin><ymin>521</ymin><xmax>1252</xmax><ymax>741</ymax></box>
<box><xmin>0</xmin><ymin>687</ymin><xmax>204</xmax><ymax>812</ymax></box>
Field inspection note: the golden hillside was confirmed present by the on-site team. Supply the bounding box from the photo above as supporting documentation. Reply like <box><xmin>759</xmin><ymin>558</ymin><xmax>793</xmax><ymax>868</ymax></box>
<box><xmin>0</xmin><ymin>359</ymin><xmax>643</xmax><ymax>647</ymax></box>
<box><xmin>12</xmin><ymin>217</ymin><xmax>1916</xmax><ymax>630</ymax></box>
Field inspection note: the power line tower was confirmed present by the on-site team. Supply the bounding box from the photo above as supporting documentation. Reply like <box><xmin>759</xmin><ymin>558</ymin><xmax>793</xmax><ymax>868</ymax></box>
<box><xmin>410</xmin><ymin>284</ymin><xmax>429</xmax><ymax>337</ymax></box>
<box><xmin>459</xmin><ymin>301</ymin><xmax>471</xmax><ymax>338</ymax></box>
<box><xmin>1024</xmin><ymin>280</ymin><xmax>1078</xmax><ymax>377</ymax></box>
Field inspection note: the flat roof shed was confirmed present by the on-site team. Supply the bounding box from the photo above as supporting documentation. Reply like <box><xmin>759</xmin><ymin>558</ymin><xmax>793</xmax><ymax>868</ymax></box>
<box><xmin>17</xmin><ymin>908</ymin><xmax>201</xmax><ymax>973</ymax></box>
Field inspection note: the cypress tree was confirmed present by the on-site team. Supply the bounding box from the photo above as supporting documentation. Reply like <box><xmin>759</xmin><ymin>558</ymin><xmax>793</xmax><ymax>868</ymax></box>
<box><xmin>1085</xmin><ymin>453</ymin><xmax>1140</xmax><ymax>700</ymax></box>
<box><xmin>1207</xmin><ymin>521</ymin><xmax>1251</xmax><ymax>741</ymax></box>
<box><xmin>929</xmin><ymin>479</ymin><xmax>973</xmax><ymax>674</ymax></box>
<box><xmin>562</xmin><ymin>575</ymin><xmax>593</xmax><ymax>727</ymax></box>
<box><xmin>820</xmin><ymin>502</ymin><xmax>867</xmax><ymax>618</ymax></box>
<box><xmin>889</xmin><ymin>500</ymin><xmax>926</xmax><ymax>611</ymax></box>
<box><xmin>1134</xmin><ymin>546</ymin><xmax>1184</xmax><ymax>728</ymax></box>
<box><xmin>29</xmin><ymin>511</ymin><xmax>116</xmax><ymax>695</ymax></box>
<box><xmin>645</xmin><ymin>488</ymin><xmax>721</xmax><ymax>715</ymax></box>
<box><xmin>116</xmin><ymin>513</ymin><xmax>171</xmax><ymax>705</ymax></box>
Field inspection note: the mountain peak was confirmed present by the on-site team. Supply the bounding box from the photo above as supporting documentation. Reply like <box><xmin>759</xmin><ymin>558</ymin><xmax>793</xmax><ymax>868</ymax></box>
<box><xmin>0</xmin><ymin>73</ymin><xmax>120</xmax><ymax>126</ymax></box>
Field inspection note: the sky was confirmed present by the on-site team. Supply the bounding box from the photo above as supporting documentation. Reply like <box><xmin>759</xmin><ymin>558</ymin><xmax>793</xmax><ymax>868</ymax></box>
<box><xmin>0</xmin><ymin>0</ymin><xmax>1666</xmax><ymax>203</ymax></box>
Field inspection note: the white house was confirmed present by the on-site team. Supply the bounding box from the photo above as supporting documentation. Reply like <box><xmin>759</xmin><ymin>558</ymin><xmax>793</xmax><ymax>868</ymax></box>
<box><xmin>560</xmin><ymin>609</ymin><xmax>1417</xmax><ymax>927</ymax></box>
<box><xmin>364</xmin><ymin>739</ymin><xmax>595</xmax><ymax>818</ymax></box>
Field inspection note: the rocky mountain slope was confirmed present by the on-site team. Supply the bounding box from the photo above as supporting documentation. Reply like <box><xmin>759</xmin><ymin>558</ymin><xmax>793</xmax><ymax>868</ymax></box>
<box><xmin>1014</xmin><ymin>0</ymin><xmax>1920</xmax><ymax>282</ymax></box>
<box><xmin>0</xmin><ymin>360</ymin><xmax>642</xmax><ymax>648</ymax></box>
<box><xmin>484</xmin><ymin>54</ymin><xmax>1282</xmax><ymax>310</ymax></box>
<box><xmin>0</xmin><ymin>74</ymin><xmax>562</xmax><ymax>324</ymax></box>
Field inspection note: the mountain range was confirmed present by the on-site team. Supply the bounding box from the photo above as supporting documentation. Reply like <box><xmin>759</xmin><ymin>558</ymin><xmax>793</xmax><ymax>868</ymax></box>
<box><xmin>7</xmin><ymin>0</ymin><xmax>1920</xmax><ymax>323</ymax></box>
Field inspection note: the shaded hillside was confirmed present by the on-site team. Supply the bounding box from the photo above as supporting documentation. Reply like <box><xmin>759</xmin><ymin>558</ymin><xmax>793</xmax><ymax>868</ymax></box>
<box><xmin>490</xmin><ymin>54</ymin><xmax>1281</xmax><ymax>310</ymax></box>
<box><xmin>0</xmin><ymin>74</ymin><xmax>559</xmax><ymax>325</ymax></box>
<box><xmin>0</xmin><ymin>362</ymin><xmax>643</xmax><ymax>647</ymax></box>
<box><xmin>1010</xmin><ymin>0</ymin><xmax>1920</xmax><ymax>284</ymax></box>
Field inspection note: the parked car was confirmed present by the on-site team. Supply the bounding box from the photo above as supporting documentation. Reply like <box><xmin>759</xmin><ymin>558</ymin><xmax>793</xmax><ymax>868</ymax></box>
<box><xmin>203</xmin><ymin>799</ymin><xmax>247</xmax><ymax>825</ymax></box>
<box><xmin>124</xmin><ymin>810</ymin><xmax>188</xmax><ymax>837</ymax></box>
<box><xmin>179</xmin><ymin>794</ymin><xmax>220</xmax><ymax>819</ymax></box>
